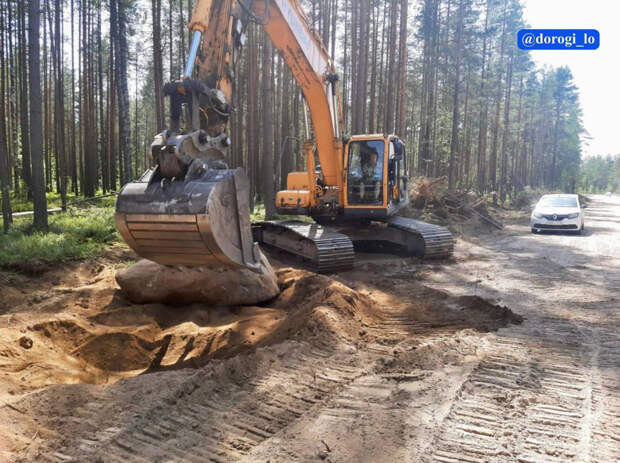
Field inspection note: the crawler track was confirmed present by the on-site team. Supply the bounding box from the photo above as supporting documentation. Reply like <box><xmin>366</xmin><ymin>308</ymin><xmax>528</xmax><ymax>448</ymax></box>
<box><xmin>386</xmin><ymin>216</ymin><xmax>454</xmax><ymax>259</ymax></box>
<box><xmin>254</xmin><ymin>221</ymin><xmax>355</xmax><ymax>272</ymax></box>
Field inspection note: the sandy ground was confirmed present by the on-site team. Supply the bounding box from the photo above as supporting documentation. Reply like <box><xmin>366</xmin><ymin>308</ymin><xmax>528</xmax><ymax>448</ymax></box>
<box><xmin>0</xmin><ymin>195</ymin><xmax>618</xmax><ymax>462</ymax></box>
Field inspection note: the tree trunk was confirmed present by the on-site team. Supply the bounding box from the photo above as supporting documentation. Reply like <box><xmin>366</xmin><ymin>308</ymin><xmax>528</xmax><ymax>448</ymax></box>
<box><xmin>168</xmin><ymin>0</ymin><xmax>174</xmax><ymax>80</ymax></box>
<box><xmin>18</xmin><ymin>0</ymin><xmax>31</xmax><ymax>195</ymax></box>
<box><xmin>448</xmin><ymin>0</ymin><xmax>464</xmax><ymax>190</ymax></box>
<box><xmin>97</xmin><ymin>3</ymin><xmax>107</xmax><ymax>193</ymax></box>
<box><xmin>42</xmin><ymin>6</ymin><xmax>51</xmax><ymax>191</ymax></box>
<box><xmin>417</xmin><ymin>0</ymin><xmax>433</xmax><ymax>173</ymax></box>
<box><xmin>28</xmin><ymin>0</ymin><xmax>48</xmax><ymax>230</ymax></box>
<box><xmin>368</xmin><ymin>2</ymin><xmax>378</xmax><ymax>134</ymax></box>
<box><xmin>280</xmin><ymin>68</ymin><xmax>292</xmax><ymax>190</ymax></box>
<box><xmin>0</xmin><ymin>3</ymin><xmax>12</xmax><ymax>231</ymax></box>
<box><xmin>178</xmin><ymin>0</ymin><xmax>186</xmax><ymax>64</ymax></box>
<box><xmin>499</xmin><ymin>51</ymin><xmax>513</xmax><ymax>203</ymax></box>
<box><xmin>54</xmin><ymin>0</ymin><xmax>67</xmax><ymax>209</ymax></box>
<box><xmin>376</xmin><ymin>1</ymin><xmax>389</xmax><ymax>134</ymax></box>
<box><xmin>111</xmin><ymin>0</ymin><xmax>132</xmax><ymax>185</ymax></box>
<box><xmin>353</xmin><ymin>0</ymin><xmax>369</xmax><ymax>134</ymax></box>
<box><xmin>262</xmin><ymin>38</ymin><xmax>275</xmax><ymax>219</ymax></box>
<box><xmin>349</xmin><ymin>0</ymin><xmax>358</xmax><ymax>131</ymax></box>
<box><xmin>82</xmin><ymin>0</ymin><xmax>96</xmax><ymax>197</ymax></box>
<box><xmin>107</xmin><ymin>28</ymin><xmax>117</xmax><ymax>192</ymax></box>
<box><xmin>247</xmin><ymin>25</ymin><xmax>259</xmax><ymax>210</ymax></box>
<box><xmin>462</xmin><ymin>68</ymin><xmax>472</xmax><ymax>189</ymax></box>
<box><xmin>489</xmin><ymin>0</ymin><xmax>508</xmax><ymax>200</ymax></box>
<box><xmin>476</xmin><ymin>0</ymin><xmax>489</xmax><ymax>193</ymax></box>
<box><xmin>152</xmin><ymin>0</ymin><xmax>165</xmax><ymax>132</ymax></box>
<box><xmin>383</xmin><ymin>0</ymin><xmax>399</xmax><ymax>133</ymax></box>
<box><xmin>396</xmin><ymin>0</ymin><xmax>408</xmax><ymax>137</ymax></box>
<box><xmin>69</xmin><ymin>0</ymin><xmax>77</xmax><ymax>194</ymax></box>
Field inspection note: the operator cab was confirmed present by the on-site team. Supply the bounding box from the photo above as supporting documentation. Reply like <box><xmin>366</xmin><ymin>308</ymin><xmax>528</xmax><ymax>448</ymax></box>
<box><xmin>344</xmin><ymin>135</ymin><xmax>408</xmax><ymax>218</ymax></box>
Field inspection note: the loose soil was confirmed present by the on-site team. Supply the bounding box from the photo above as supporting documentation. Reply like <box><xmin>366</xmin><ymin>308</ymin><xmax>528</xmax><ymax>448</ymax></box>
<box><xmin>0</xmin><ymin>195</ymin><xmax>618</xmax><ymax>463</ymax></box>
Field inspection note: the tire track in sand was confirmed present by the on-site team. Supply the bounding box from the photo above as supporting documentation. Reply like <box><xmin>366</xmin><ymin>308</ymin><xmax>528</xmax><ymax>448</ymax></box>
<box><xmin>423</xmin><ymin>318</ymin><xmax>620</xmax><ymax>463</ymax></box>
<box><xmin>37</xmin><ymin>342</ymin><xmax>363</xmax><ymax>463</ymax></box>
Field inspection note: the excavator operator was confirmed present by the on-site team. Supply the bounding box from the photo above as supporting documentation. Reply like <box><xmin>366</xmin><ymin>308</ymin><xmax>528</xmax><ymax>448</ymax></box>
<box><xmin>360</xmin><ymin>146</ymin><xmax>382</xmax><ymax>204</ymax></box>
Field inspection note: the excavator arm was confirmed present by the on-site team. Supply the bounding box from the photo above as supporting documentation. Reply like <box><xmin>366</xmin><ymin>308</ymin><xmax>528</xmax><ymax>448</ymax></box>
<box><xmin>184</xmin><ymin>0</ymin><xmax>344</xmax><ymax>187</ymax></box>
<box><xmin>115</xmin><ymin>0</ymin><xmax>345</xmax><ymax>270</ymax></box>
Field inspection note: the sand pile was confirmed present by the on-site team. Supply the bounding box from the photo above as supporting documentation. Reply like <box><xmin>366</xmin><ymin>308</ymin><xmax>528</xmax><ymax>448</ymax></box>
<box><xmin>0</xmin><ymin>264</ymin><xmax>378</xmax><ymax>394</ymax></box>
<box><xmin>265</xmin><ymin>268</ymin><xmax>380</xmax><ymax>345</ymax></box>
<box><xmin>0</xmin><ymin>251</ymin><xmax>522</xmax><ymax>397</ymax></box>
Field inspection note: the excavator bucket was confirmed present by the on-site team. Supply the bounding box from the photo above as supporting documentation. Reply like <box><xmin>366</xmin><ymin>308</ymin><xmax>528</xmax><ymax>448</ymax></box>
<box><xmin>115</xmin><ymin>167</ymin><xmax>261</xmax><ymax>271</ymax></box>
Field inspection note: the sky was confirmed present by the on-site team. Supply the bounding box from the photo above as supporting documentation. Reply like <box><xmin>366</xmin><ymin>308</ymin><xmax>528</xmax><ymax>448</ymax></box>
<box><xmin>522</xmin><ymin>0</ymin><xmax>620</xmax><ymax>158</ymax></box>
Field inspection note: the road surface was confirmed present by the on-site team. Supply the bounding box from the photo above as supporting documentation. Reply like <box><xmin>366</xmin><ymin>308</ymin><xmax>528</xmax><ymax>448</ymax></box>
<box><xmin>409</xmin><ymin>194</ymin><xmax>620</xmax><ymax>463</ymax></box>
<box><xmin>5</xmin><ymin>195</ymin><xmax>619</xmax><ymax>463</ymax></box>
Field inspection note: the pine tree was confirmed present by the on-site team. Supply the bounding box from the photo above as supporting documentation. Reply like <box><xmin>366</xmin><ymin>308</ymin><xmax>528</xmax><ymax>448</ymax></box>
<box><xmin>29</xmin><ymin>0</ymin><xmax>48</xmax><ymax>230</ymax></box>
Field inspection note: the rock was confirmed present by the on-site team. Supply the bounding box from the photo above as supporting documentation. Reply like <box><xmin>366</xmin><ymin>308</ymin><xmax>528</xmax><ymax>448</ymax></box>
<box><xmin>115</xmin><ymin>249</ymin><xmax>280</xmax><ymax>305</ymax></box>
<box><xmin>19</xmin><ymin>336</ymin><xmax>33</xmax><ymax>349</ymax></box>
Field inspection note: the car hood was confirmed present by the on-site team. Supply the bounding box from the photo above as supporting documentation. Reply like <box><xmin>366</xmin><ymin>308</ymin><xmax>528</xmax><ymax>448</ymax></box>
<box><xmin>533</xmin><ymin>207</ymin><xmax>581</xmax><ymax>215</ymax></box>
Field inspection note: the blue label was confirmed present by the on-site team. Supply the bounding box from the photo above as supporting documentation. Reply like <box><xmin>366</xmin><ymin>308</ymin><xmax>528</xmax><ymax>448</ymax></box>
<box><xmin>517</xmin><ymin>29</ymin><xmax>599</xmax><ymax>50</ymax></box>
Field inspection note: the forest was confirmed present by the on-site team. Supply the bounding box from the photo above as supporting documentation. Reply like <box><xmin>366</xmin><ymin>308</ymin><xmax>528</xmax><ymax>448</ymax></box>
<box><xmin>0</xmin><ymin>0</ymin><xmax>593</xmax><ymax>233</ymax></box>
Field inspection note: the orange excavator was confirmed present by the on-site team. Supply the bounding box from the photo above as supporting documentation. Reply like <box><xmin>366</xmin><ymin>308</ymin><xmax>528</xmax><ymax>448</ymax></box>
<box><xmin>115</xmin><ymin>0</ymin><xmax>453</xmax><ymax>273</ymax></box>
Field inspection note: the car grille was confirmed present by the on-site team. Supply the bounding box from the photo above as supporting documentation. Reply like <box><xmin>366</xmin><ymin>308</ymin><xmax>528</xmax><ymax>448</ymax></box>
<box><xmin>534</xmin><ymin>224</ymin><xmax>578</xmax><ymax>230</ymax></box>
<box><xmin>542</xmin><ymin>214</ymin><xmax>570</xmax><ymax>221</ymax></box>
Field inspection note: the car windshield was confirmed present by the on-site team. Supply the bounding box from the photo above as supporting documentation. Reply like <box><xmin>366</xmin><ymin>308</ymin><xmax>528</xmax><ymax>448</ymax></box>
<box><xmin>538</xmin><ymin>196</ymin><xmax>578</xmax><ymax>208</ymax></box>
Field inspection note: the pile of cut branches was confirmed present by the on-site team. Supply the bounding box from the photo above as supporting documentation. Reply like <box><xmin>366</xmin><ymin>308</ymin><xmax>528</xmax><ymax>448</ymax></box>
<box><xmin>407</xmin><ymin>177</ymin><xmax>503</xmax><ymax>229</ymax></box>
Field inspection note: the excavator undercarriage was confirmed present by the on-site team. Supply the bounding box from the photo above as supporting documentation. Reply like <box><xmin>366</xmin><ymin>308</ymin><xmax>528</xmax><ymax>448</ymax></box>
<box><xmin>252</xmin><ymin>217</ymin><xmax>453</xmax><ymax>273</ymax></box>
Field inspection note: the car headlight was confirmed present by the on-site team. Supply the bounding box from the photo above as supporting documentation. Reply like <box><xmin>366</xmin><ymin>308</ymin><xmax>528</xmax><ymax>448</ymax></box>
<box><xmin>533</xmin><ymin>212</ymin><xmax>544</xmax><ymax>219</ymax></box>
<box><xmin>567</xmin><ymin>213</ymin><xmax>579</xmax><ymax>219</ymax></box>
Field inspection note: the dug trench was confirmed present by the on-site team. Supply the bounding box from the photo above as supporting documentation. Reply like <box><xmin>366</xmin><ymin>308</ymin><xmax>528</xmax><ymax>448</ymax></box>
<box><xmin>0</xmin><ymin>247</ymin><xmax>522</xmax><ymax>462</ymax></box>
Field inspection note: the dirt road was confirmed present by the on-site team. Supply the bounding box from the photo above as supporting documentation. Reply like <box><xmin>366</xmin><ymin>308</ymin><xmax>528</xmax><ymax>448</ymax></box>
<box><xmin>1</xmin><ymin>195</ymin><xmax>618</xmax><ymax>462</ymax></box>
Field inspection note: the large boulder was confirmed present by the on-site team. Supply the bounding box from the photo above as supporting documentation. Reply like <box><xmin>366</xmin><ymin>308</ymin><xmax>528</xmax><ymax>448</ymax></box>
<box><xmin>116</xmin><ymin>250</ymin><xmax>279</xmax><ymax>305</ymax></box>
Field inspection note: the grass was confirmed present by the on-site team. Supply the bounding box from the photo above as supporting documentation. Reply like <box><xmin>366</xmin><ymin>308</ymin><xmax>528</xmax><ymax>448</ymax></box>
<box><xmin>0</xmin><ymin>195</ymin><xmax>311</xmax><ymax>270</ymax></box>
<box><xmin>0</xmin><ymin>205</ymin><xmax>120</xmax><ymax>269</ymax></box>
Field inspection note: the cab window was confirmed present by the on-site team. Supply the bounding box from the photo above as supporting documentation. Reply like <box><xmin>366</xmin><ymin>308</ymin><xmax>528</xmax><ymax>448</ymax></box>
<box><xmin>347</xmin><ymin>140</ymin><xmax>384</xmax><ymax>205</ymax></box>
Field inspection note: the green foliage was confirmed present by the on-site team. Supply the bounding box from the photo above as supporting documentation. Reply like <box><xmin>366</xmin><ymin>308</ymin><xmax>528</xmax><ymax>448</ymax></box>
<box><xmin>0</xmin><ymin>207</ymin><xmax>119</xmax><ymax>268</ymax></box>
<box><xmin>579</xmin><ymin>155</ymin><xmax>620</xmax><ymax>193</ymax></box>
<box><xmin>250</xmin><ymin>203</ymin><xmax>266</xmax><ymax>223</ymax></box>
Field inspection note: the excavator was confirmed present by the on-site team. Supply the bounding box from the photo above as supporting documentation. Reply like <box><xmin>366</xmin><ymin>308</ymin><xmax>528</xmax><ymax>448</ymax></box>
<box><xmin>115</xmin><ymin>0</ymin><xmax>453</xmax><ymax>273</ymax></box>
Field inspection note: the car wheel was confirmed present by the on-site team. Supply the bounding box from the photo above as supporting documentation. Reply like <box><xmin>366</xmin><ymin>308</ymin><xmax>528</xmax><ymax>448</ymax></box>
<box><xmin>531</xmin><ymin>228</ymin><xmax>538</xmax><ymax>234</ymax></box>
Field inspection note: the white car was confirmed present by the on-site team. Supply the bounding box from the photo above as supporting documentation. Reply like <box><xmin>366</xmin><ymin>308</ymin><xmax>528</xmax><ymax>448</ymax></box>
<box><xmin>531</xmin><ymin>194</ymin><xmax>585</xmax><ymax>235</ymax></box>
